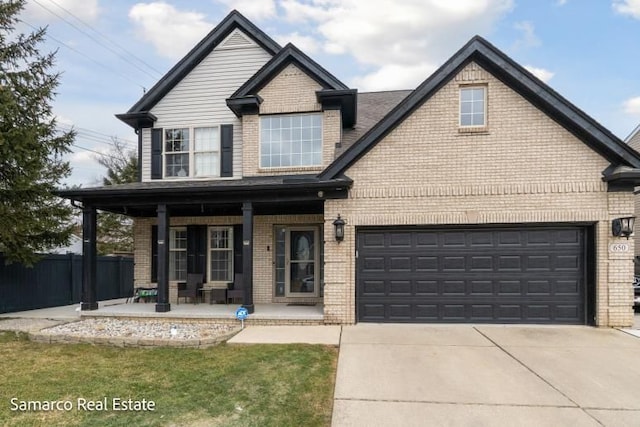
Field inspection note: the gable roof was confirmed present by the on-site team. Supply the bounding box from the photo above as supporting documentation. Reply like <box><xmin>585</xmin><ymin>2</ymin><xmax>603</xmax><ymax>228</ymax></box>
<box><xmin>320</xmin><ymin>36</ymin><xmax>640</xmax><ymax>180</ymax></box>
<box><xmin>122</xmin><ymin>10</ymin><xmax>281</xmax><ymax>116</ymax></box>
<box><xmin>625</xmin><ymin>123</ymin><xmax>640</xmax><ymax>153</ymax></box>
<box><xmin>230</xmin><ymin>43</ymin><xmax>349</xmax><ymax>98</ymax></box>
<box><xmin>227</xmin><ymin>42</ymin><xmax>356</xmax><ymax>126</ymax></box>
<box><xmin>340</xmin><ymin>90</ymin><xmax>412</xmax><ymax>156</ymax></box>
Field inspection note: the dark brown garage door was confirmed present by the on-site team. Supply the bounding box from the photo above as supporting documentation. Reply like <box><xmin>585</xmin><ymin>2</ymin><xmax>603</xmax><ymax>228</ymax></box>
<box><xmin>357</xmin><ymin>226</ymin><xmax>587</xmax><ymax>324</ymax></box>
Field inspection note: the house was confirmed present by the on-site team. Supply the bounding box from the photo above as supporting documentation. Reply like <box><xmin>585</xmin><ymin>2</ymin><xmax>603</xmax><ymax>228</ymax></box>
<box><xmin>59</xmin><ymin>10</ymin><xmax>640</xmax><ymax>327</ymax></box>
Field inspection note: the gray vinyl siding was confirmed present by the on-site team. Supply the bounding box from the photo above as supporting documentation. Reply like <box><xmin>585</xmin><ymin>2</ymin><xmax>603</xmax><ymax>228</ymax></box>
<box><xmin>141</xmin><ymin>128</ymin><xmax>151</xmax><ymax>180</ymax></box>
<box><xmin>141</xmin><ymin>35</ymin><xmax>272</xmax><ymax>181</ymax></box>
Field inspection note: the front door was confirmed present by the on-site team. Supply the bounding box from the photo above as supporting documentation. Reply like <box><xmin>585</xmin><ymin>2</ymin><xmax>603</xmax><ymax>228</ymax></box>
<box><xmin>286</xmin><ymin>227</ymin><xmax>319</xmax><ymax>297</ymax></box>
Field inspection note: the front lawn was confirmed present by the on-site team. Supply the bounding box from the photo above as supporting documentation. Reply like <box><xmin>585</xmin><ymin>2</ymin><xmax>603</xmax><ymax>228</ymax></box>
<box><xmin>0</xmin><ymin>332</ymin><xmax>337</xmax><ymax>426</ymax></box>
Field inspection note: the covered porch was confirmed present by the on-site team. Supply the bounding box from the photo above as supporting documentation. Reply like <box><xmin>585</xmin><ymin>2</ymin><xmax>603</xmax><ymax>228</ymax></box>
<box><xmin>80</xmin><ymin>299</ymin><xmax>324</xmax><ymax>324</ymax></box>
<box><xmin>58</xmin><ymin>175</ymin><xmax>351</xmax><ymax>320</ymax></box>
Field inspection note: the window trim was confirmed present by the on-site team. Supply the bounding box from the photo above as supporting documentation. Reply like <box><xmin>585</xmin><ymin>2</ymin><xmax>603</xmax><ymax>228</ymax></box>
<box><xmin>163</xmin><ymin>125</ymin><xmax>221</xmax><ymax>179</ymax></box>
<box><xmin>259</xmin><ymin>112</ymin><xmax>323</xmax><ymax>169</ymax></box>
<box><xmin>459</xmin><ymin>85</ymin><xmax>487</xmax><ymax>129</ymax></box>
<box><xmin>207</xmin><ymin>226</ymin><xmax>234</xmax><ymax>283</ymax></box>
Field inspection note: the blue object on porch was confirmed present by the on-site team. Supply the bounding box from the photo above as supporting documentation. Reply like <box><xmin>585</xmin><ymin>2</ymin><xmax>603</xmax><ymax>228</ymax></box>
<box><xmin>235</xmin><ymin>307</ymin><xmax>249</xmax><ymax>320</ymax></box>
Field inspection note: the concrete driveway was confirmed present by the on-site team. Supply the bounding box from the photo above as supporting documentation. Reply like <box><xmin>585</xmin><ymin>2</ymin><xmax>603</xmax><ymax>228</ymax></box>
<box><xmin>332</xmin><ymin>324</ymin><xmax>640</xmax><ymax>427</ymax></box>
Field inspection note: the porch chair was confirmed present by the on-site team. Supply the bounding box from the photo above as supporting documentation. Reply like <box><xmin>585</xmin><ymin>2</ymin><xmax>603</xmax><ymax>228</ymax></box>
<box><xmin>177</xmin><ymin>273</ymin><xmax>203</xmax><ymax>304</ymax></box>
<box><xmin>226</xmin><ymin>273</ymin><xmax>244</xmax><ymax>304</ymax></box>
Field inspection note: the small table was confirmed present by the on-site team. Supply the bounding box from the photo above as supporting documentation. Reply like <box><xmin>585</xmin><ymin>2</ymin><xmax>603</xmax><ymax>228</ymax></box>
<box><xmin>207</xmin><ymin>287</ymin><xmax>228</xmax><ymax>304</ymax></box>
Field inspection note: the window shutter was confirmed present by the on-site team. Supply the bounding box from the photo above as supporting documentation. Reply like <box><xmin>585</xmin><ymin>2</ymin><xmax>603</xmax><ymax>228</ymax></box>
<box><xmin>233</xmin><ymin>224</ymin><xmax>243</xmax><ymax>274</ymax></box>
<box><xmin>151</xmin><ymin>128</ymin><xmax>163</xmax><ymax>179</ymax></box>
<box><xmin>151</xmin><ymin>225</ymin><xmax>158</xmax><ymax>282</ymax></box>
<box><xmin>220</xmin><ymin>124</ymin><xmax>233</xmax><ymax>177</ymax></box>
<box><xmin>187</xmin><ymin>225</ymin><xmax>207</xmax><ymax>281</ymax></box>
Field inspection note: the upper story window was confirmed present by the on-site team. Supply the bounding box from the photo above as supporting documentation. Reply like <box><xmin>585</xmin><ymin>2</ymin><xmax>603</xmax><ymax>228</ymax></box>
<box><xmin>165</xmin><ymin>127</ymin><xmax>220</xmax><ymax>178</ymax></box>
<box><xmin>459</xmin><ymin>86</ymin><xmax>486</xmax><ymax>127</ymax></box>
<box><xmin>260</xmin><ymin>113</ymin><xmax>322</xmax><ymax>168</ymax></box>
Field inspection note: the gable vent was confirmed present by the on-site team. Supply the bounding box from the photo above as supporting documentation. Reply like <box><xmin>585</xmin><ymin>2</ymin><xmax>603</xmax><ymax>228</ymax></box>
<box><xmin>218</xmin><ymin>29</ymin><xmax>255</xmax><ymax>50</ymax></box>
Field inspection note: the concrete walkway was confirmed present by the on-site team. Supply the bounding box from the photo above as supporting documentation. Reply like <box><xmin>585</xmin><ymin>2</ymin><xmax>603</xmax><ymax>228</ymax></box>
<box><xmin>332</xmin><ymin>324</ymin><xmax>640</xmax><ymax>427</ymax></box>
<box><xmin>228</xmin><ymin>325</ymin><xmax>341</xmax><ymax>345</ymax></box>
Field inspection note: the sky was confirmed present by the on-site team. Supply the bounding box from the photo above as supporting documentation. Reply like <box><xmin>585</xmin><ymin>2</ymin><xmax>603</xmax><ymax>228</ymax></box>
<box><xmin>13</xmin><ymin>0</ymin><xmax>640</xmax><ymax>187</ymax></box>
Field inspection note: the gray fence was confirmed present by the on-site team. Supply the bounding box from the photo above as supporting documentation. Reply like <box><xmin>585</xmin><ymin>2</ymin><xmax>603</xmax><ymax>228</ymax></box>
<box><xmin>0</xmin><ymin>254</ymin><xmax>133</xmax><ymax>314</ymax></box>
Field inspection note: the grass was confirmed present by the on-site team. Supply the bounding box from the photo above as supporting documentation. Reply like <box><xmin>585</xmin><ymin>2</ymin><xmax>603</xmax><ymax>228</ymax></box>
<box><xmin>0</xmin><ymin>332</ymin><xmax>337</xmax><ymax>427</ymax></box>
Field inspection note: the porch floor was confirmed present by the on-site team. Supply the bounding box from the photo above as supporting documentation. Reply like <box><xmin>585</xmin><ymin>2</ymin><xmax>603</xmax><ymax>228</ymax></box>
<box><xmin>81</xmin><ymin>300</ymin><xmax>324</xmax><ymax>322</ymax></box>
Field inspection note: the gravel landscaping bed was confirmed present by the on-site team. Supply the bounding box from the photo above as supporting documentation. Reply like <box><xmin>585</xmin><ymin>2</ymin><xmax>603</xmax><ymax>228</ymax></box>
<box><xmin>43</xmin><ymin>318</ymin><xmax>238</xmax><ymax>340</ymax></box>
<box><xmin>1</xmin><ymin>317</ymin><xmax>241</xmax><ymax>348</ymax></box>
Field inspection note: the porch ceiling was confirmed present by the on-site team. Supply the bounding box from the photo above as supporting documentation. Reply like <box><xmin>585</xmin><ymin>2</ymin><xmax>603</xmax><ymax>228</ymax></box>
<box><xmin>56</xmin><ymin>175</ymin><xmax>351</xmax><ymax>217</ymax></box>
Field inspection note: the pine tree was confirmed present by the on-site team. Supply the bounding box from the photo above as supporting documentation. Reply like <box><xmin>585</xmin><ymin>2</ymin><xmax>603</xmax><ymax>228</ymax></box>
<box><xmin>96</xmin><ymin>138</ymin><xmax>137</xmax><ymax>255</ymax></box>
<box><xmin>0</xmin><ymin>0</ymin><xmax>75</xmax><ymax>264</ymax></box>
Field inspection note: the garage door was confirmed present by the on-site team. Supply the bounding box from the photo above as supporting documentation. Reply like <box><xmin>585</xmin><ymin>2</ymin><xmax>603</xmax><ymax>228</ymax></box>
<box><xmin>357</xmin><ymin>226</ymin><xmax>587</xmax><ymax>324</ymax></box>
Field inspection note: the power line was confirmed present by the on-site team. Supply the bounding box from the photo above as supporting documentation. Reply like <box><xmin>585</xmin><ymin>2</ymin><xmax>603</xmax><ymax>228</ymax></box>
<box><xmin>46</xmin><ymin>0</ymin><xmax>163</xmax><ymax>78</ymax></box>
<box><xmin>56</xmin><ymin>123</ymin><xmax>137</xmax><ymax>147</ymax></box>
<box><xmin>71</xmin><ymin>143</ymin><xmax>121</xmax><ymax>160</ymax></box>
<box><xmin>20</xmin><ymin>19</ymin><xmax>147</xmax><ymax>92</ymax></box>
<box><xmin>31</xmin><ymin>0</ymin><xmax>162</xmax><ymax>80</ymax></box>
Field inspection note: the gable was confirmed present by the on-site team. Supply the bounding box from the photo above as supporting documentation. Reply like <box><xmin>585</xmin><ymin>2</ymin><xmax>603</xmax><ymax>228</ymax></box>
<box><xmin>627</xmin><ymin>124</ymin><xmax>640</xmax><ymax>152</ymax></box>
<box><xmin>218</xmin><ymin>28</ymin><xmax>257</xmax><ymax>50</ymax></box>
<box><xmin>258</xmin><ymin>63</ymin><xmax>323</xmax><ymax>114</ymax></box>
<box><xmin>343</xmin><ymin>61</ymin><xmax>609</xmax><ymax>192</ymax></box>
<box><xmin>321</xmin><ymin>36</ymin><xmax>640</xmax><ymax>180</ymax></box>
<box><xmin>150</xmin><ymin>29</ymin><xmax>273</xmax><ymax>126</ymax></box>
<box><xmin>120</xmin><ymin>10</ymin><xmax>281</xmax><ymax>119</ymax></box>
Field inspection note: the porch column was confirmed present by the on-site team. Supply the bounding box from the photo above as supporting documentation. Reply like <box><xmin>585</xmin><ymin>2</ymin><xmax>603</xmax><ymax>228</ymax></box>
<box><xmin>81</xmin><ymin>206</ymin><xmax>98</xmax><ymax>310</ymax></box>
<box><xmin>156</xmin><ymin>204</ymin><xmax>171</xmax><ymax>312</ymax></box>
<box><xmin>242</xmin><ymin>201</ymin><xmax>254</xmax><ymax>313</ymax></box>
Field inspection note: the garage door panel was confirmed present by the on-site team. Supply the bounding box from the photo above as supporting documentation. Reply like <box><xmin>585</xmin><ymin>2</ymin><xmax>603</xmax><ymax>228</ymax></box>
<box><xmin>556</xmin><ymin>280</ymin><xmax>580</xmax><ymax>295</ymax></box>
<box><xmin>389</xmin><ymin>233</ymin><xmax>412</xmax><ymax>247</ymax></box>
<box><xmin>389</xmin><ymin>304</ymin><xmax>412</xmax><ymax>320</ymax></box>
<box><xmin>357</xmin><ymin>226</ymin><xmax>586</xmax><ymax>324</ymax></box>
<box><xmin>416</xmin><ymin>256</ymin><xmax>438</xmax><ymax>271</ymax></box>
<box><xmin>470</xmin><ymin>231</ymin><xmax>494</xmax><ymax>246</ymax></box>
<box><xmin>442</xmin><ymin>304</ymin><xmax>466</xmax><ymax>320</ymax></box>
<box><xmin>416</xmin><ymin>232</ymin><xmax>438</xmax><ymax>247</ymax></box>
<box><xmin>361</xmin><ymin>232</ymin><xmax>385</xmax><ymax>248</ymax></box>
<box><xmin>498</xmin><ymin>280</ymin><xmax>522</xmax><ymax>294</ymax></box>
<box><xmin>471</xmin><ymin>281</ymin><xmax>493</xmax><ymax>294</ymax></box>
<box><xmin>389</xmin><ymin>281</ymin><xmax>411</xmax><ymax>296</ymax></box>
<box><xmin>557</xmin><ymin>305</ymin><xmax>580</xmax><ymax>320</ymax></box>
<box><xmin>389</xmin><ymin>257</ymin><xmax>411</xmax><ymax>271</ymax></box>
<box><xmin>362</xmin><ymin>256</ymin><xmax>385</xmax><ymax>272</ymax></box>
<box><xmin>556</xmin><ymin>255</ymin><xmax>579</xmax><ymax>270</ymax></box>
<box><xmin>527</xmin><ymin>280</ymin><xmax>551</xmax><ymax>294</ymax></box>
<box><xmin>360</xmin><ymin>280</ymin><xmax>385</xmax><ymax>296</ymax></box>
<box><xmin>443</xmin><ymin>256</ymin><xmax>465</xmax><ymax>271</ymax></box>
<box><xmin>498</xmin><ymin>256</ymin><xmax>522</xmax><ymax>271</ymax></box>
<box><xmin>443</xmin><ymin>232</ymin><xmax>467</xmax><ymax>246</ymax></box>
<box><xmin>470</xmin><ymin>256</ymin><xmax>493</xmax><ymax>271</ymax></box>
<box><xmin>416</xmin><ymin>281</ymin><xmax>438</xmax><ymax>295</ymax></box>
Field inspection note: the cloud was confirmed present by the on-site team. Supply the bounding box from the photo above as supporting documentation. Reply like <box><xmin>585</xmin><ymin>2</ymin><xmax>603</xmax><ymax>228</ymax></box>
<box><xmin>278</xmin><ymin>0</ymin><xmax>513</xmax><ymax>91</ymax></box>
<box><xmin>23</xmin><ymin>0</ymin><xmax>100</xmax><ymax>23</ymax></box>
<box><xmin>129</xmin><ymin>2</ymin><xmax>213</xmax><ymax>59</ymax></box>
<box><xmin>556</xmin><ymin>0</ymin><xmax>568</xmax><ymax>5</ymax></box>
<box><xmin>524</xmin><ymin>65</ymin><xmax>555</xmax><ymax>83</ymax></box>
<box><xmin>512</xmin><ymin>21</ymin><xmax>540</xmax><ymax>50</ymax></box>
<box><xmin>274</xmin><ymin>32</ymin><xmax>321</xmax><ymax>53</ymax></box>
<box><xmin>352</xmin><ymin>63</ymin><xmax>437</xmax><ymax>91</ymax></box>
<box><xmin>613</xmin><ymin>0</ymin><xmax>640</xmax><ymax>19</ymax></box>
<box><xmin>214</xmin><ymin>0</ymin><xmax>276</xmax><ymax>20</ymax></box>
<box><xmin>623</xmin><ymin>96</ymin><xmax>640</xmax><ymax>115</ymax></box>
